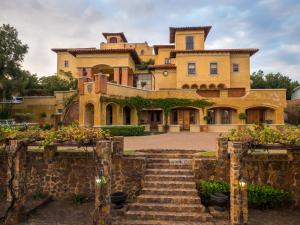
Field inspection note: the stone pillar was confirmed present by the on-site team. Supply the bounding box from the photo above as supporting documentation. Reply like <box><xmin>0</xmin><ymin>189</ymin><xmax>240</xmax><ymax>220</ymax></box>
<box><xmin>6</xmin><ymin>140</ymin><xmax>27</xmax><ymax>225</ymax></box>
<box><xmin>78</xmin><ymin>77</ymin><xmax>89</xmax><ymax>95</ymax></box>
<box><xmin>287</xmin><ymin>147</ymin><xmax>300</xmax><ymax>207</ymax></box>
<box><xmin>43</xmin><ymin>145</ymin><xmax>57</xmax><ymax>163</ymax></box>
<box><xmin>95</xmin><ymin>73</ymin><xmax>108</xmax><ymax>94</ymax></box>
<box><xmin>113</xmin><ymin>67</ymin><xmax>120</xmax><ymax>84</ymax></box>
<box><xmin>228</xmin><ymin>142</ymin><xmax>248</xmax><ymax>225</ymax></box>
<box><xmin>217</xmin><ymin>137</ymin><xmax>228</xmax><ymax>160</ymax></box>
<box><xmin>94</xmin><ymin>140</ymin><xmax>112</xmax><ymax>225</ymax></box>
<box><xmin>121</xmin><ymin>67</ymin><xmax>129</xmax><ymax>86</ymax></box>
<box><xmin>112</xmin><ymin>136</ymin><xmax>124</xmax><ymax>157</ymax></box>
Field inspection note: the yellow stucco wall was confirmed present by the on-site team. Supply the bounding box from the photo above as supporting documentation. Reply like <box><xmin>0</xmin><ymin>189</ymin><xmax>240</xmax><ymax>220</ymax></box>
<box><xmin>175</xmin><ymin>30</ymin><xmax>205</xmax><ymax>50</ymax></box>
<box><xmin>155</xmin><ymin>48</ymin><xmax>174</xmax><ymax>65</ymax></box>
<box><xmin>230</xmin><ymin>54</ymin><xmax>251</xmax><ymax>89</ymax></box>
<box><xmin>56</xmin><ymin>52</ymin><xmax>78</xmax><ymax>79</ymax></box>
<box><xmin>152</xmin><ymin>69</ymin><xmax>177</xmax><ymax>90</ymax></box>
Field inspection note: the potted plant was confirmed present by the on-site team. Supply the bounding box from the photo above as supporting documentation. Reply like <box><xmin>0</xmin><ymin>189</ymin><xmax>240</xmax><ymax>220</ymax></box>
<box><xmin>163</xmin><ymin>123</ymin><xmax>169</xmax><ymax>133</ymax></box>
<box><xmin>140</xmin><ymin>81</ymin><xmax>147</xmax><ymax>89</ymax></box>
<box><xmin>238</xmin><ymin>113</ymin><xmax>247</xmax><ymax>127</ymax></box>
<box><xmin>110</xmin><ymin>192</ymin><xmax>127</xmax><ymax>209</ymax></box>
<box><xmin>201</xmin><ymin>116</ymin><xmax>210</xmax><ymax>132</ymax></box>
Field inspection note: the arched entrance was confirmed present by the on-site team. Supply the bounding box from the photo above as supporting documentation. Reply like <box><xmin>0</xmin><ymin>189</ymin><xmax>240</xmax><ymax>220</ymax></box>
<box><xmin>207</xmin><ymin>107</ymin><xmax>237</xmax><ymax>124</ymax></box>
<box><xmin>123</xmin><ymin>106</ymin><xmax>131</xmax><ymax>125</ymax></box>
<box><xmin>106</xmin><ymin>104</ymin><xmax>113</xmax><ymax>125</ymax></box>
<box><xmin>246</xmin><ymin>106</ymin><xmax>275</xmax><ymax>124</ymax></box>
<box><xmin>85</xmin><ymin>103</ymin><xmax>94</xmax><ymax>127</ymax></box>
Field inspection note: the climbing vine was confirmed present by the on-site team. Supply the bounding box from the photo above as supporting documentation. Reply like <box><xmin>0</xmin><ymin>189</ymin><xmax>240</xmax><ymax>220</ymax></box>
<box><xmin>100</xmin><ymin>96</ymin><xmax>214</xmax><ymax>125</ymax></box>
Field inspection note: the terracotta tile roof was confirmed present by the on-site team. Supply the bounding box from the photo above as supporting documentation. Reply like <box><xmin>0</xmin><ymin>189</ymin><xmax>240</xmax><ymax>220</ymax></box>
<box><xmin>51</xmin><ymin>48</ymin><xmax>140</xmax><ymax>64</ymax></box>
<box><xmin>169</xmin><ymin>26</ymin><xmax>212</xmax><ymax>43</ymax></box>
<box><xmin>102</xmin><ymin>32</ymin><xmax>128</xmax><ymax>42</ymax></box>
<box><xmin>51</xmin><ymin>48</ymin><xmax>96</xmax><ymax>52</ymax></box>
<box><xmin>148</xmin><ymin>64</ymin><xmax>176</xmax><ymax>70</ymax></box>
<box><xmin>153</xmin><ymin>45</ymin><xmax>175</xmax><ymax>54</ymax></box>
<box><xmin>170</xmin><ymin>49</ymin><xmax>259</xmax><ymax>57</ymax></box>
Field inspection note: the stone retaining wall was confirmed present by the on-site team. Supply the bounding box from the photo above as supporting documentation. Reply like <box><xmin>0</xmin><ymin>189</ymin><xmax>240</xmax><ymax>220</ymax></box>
<box><xmin>194</xmin><ymin>153</ymin><xmax>300</xmax><ymax>207</ymax></box>
<box><xmin>0</xmin><ymin>150</ymin><xmax>146</xmax><ymax>200</ymax></box>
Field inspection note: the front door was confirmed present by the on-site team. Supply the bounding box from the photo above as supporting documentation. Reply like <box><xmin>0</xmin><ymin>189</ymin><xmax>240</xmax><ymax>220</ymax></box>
<box><xmin>183</xmin><ymin>110</ymin><xmax>190</xmax><ymax>130</ymax></box>
<box><xmin>149</xmin><ymin>111</ymin><xmax>161</xmax><ymax>130</ymax></box>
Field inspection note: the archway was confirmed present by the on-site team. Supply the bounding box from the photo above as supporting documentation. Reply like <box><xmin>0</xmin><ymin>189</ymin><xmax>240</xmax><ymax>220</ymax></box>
<box><xmin>92</xmin><ymin>64</ymin><xmax>114</xmax><ymax>82</ymax></box>
<box><xmin>170</xmin><ymin>107</ymin><xmax>199</xmax><ymax>130</ymax></box>
<box><xmin>200</xmin><ymin>84</ymin><xmax>207</xmax><ymax>90</ymax></box>
<box><xmin>123</xmin><ymin>106</ymin><xmax>132</xmax><ymax>125</ymax></box>
<box><xmin>209</xmin><ymin>84</ymin><xmax>216</xmax><ymax>90</ymax></box>
<box><xmin>191</xmin><ymin>84</ymin><xmax>198</xmax><ymax>89</ymax></box>
<box><xmin>207</xmin><ymin>107</ymin><xmax>237</xmax><ymax>124</ymax></box>
<box><xmin>85</xmin><ymin>103</ymin><xmax>94</xmax><ymax>127</ymax></box>
<box><xmin>106</xmin><ymin>104</ymin><xmax>114</xmax><ymax>125</ymax></box>
<box><xmin>246</xmin><ymin>106</ymin><xmax>275</xmax><ymax>124</ymax></box>
<box><xmin>182</xmin><ymin>84</ymin><xmax>189</xmax><ymax>89</ymax></box>
<box><xmin>217</xmin><ymin>83</ymin><xmax>226</xmax><ymax>89</ymax></box>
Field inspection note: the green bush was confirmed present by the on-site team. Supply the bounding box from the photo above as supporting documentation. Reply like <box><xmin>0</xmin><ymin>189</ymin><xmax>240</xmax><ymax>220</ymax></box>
<box><xmin>197</xmin><ymin>180</ymin><xmax>290</xmax><ymax>209</ymax></box>
<box><xmin>14</xmin><ymin>113</ymin><xmax>34</xmax><ymax>123</ymax></box>
<box><xmin>73</xmin><ymin>194</ymin><xmax>91</xmax><ymax>205</ymax></box>
<box><xmin>101</xmin><ymin>125</ymin><xmax>145</xmax><ymax>136</ymax></box>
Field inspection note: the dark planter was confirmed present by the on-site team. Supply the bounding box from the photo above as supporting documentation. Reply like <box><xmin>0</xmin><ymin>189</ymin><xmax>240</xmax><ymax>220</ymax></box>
<box><xmin>110</xmin><ymin>192</ymin><xmax>127</xmax><ymax>209</ymax></box>
<box><xmin>210</xmin><ymin>192</ymin><xmax>229</xmax><ymax>207</ymax></box>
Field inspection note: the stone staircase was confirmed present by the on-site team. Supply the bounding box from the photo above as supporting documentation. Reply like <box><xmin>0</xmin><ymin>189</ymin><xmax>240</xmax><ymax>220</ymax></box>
<box><xmin>116</xmin><ymin>149</ymin><xmax>214</xmax><ymax>225</ymax></box>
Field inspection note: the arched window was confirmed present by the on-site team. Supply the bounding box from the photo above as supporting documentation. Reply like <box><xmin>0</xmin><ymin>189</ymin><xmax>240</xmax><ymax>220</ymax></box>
<box><xmin>123</xmin><ymin>106</ymin><xmax>131</xmax><ymax>125</ymax></box>
<box><xmin>109</xmin><ymin>37</ymin><xmax>117</xmax><ymax>43</ymax></box>
<box><xmin>191</xmin><ymin>84</ymin><xmax>198</xmax><ymax>89</ymax></box>
<box><xmin>200</xmin><ymin>84</ymin><xmax>207</xmax><ymax>90</ymax></box>
<box><xmin>209</xmin><ymin>84</ymin><xmax>216</xmax><ymax>90</ymax></box>
<box><xmin>217</xmin><ymin>84</ymin><xmax>226</xmax><ymax>89</ymax></box>
<box><xmin>106</xmin><ymin>104</ymin><xmax>113</xmax><ymax>125</ymax></box>
<box><xmin>140</xmin><ymin>49</ymin><xmax>145</xmax><ymax>55</ymax></box>
<box><xmin>182</xmin><ymin>84</ymin><xmax>189</xmax><ymax>89</ymax></box>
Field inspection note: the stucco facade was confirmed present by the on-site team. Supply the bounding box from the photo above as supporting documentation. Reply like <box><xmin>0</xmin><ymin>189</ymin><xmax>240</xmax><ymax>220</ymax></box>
<box><xmin>52</xmin><ymin>26</ymin><xmax>286</xmax><ymax>132</ymax></box>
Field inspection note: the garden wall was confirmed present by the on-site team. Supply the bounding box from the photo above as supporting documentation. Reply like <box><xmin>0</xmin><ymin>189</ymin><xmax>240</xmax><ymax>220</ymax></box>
<box><xmin>0</xmin><ymin>150</ymin><xmax>146</xmax><ymax>201</ymax></box>
<box><xmin>0</xmin><ymin>151</ymin><xmax>7</xmax><ymax>198</ymax></box>
<box><xmin>194</xmin><ymin>153</ymin><xmax>300</xmax><ymax>207</ymax></box>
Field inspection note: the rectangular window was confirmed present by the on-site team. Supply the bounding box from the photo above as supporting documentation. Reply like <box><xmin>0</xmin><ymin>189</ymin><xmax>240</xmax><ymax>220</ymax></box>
<box><xmin>232</xmin><ymin>63</ymin><xmax>239</xmax><ymax>72</ymax></box>
<box><xmin>165</xmin><ymin>58</ymin><xmax>171</xmax><ymax>64</ymax></box>
<box><xmin>64</xmin><ymin>60</ymin><xmax>69</xmax><ymax>68</ymax></box>
<box><xmin>188</xmin><ymin>63</ymin><xmax>196</xmax><ymax>75</ymax></box>
<box><xmin>185</xmin><ymin>36</ymin><xmax>194</xmax><ymax>50</ymax></box>
<box><xmin>210</xmin><ymin>63</ymin><xmax>218</xmax><ymax>75</ymax></box>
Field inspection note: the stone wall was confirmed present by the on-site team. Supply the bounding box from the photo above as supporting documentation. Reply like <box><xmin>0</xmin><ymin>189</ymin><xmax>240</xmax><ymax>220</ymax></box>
<box><xmin>194</xmin><ymin>152</ymin><xmax>300</xmax><ymax>207</ymax></box>
<box><xmin>0</xmin><ymin>149</ymin><xmax>146</xmax><ymax>201</ymax></box>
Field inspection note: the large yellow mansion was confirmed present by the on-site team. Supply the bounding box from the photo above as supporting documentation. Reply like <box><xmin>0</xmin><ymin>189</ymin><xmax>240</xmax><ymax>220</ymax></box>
<box><xmin>52</xmin><ymin>26</ymin><xmax>286</xmax><ymax>132</ymax></box>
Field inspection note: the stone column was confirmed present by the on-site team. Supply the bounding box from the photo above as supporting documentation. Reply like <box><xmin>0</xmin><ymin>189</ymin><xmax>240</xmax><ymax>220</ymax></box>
<box><xmin>6</xmin><ymin>140</ymin><xmax>27</xmax><ymax>225</ymax></box>
<box><xmin>112</xmin><ymin>136</ymin><xmax>124</xmax><ymax>157</ymax></box>
<box><xmin>95</xmin><ymin>73</ymin><xmax>108</xmax><ymax>94</ymax></box>
<box><xmin>217</xmin><ymin>137</ymin><xmax>228</xmax><ymax>160</ymax></box>
<box><xmin>78</xmin><ymin>77</ymin><xmax>89</xmax><ymax>95</ymax></box>
<box><xmin>94</xmin><ymin>140</ymin><xmax>112</xmax><ymax>225</ymax></box>
<box><xmin>287</xmin><ymin>147</ymin><xmax>300</xmax><ymax>207</ymax></box>
<box><xmin>228</xmin><ymin>141</ymin><xmax>248</xmax><ymax>225</ymax></box>
<box><xmin>113</xmin><ymin>67</ymin><xmax>120</xmax><ymax>84</ymax></box>
<box><xmin>121</xmin><ymin>67</ymin><xmax>129</xmax><ymax>86</ymax></box>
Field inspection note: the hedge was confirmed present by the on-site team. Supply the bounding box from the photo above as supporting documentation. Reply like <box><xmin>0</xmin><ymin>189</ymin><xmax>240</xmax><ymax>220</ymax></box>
<box><xmin>197</xmin><ymin>180</ymin><xmax>290</xmax><ymax>209</ymax></box>
<box><xmin>101</xmin><ymin>125</ymin><xmax>145</xmax><ymax>136</ymax></box>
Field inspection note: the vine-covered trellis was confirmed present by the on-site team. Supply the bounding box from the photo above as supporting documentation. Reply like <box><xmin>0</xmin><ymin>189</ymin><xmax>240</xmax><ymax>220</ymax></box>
<box><xmin>100</xmin><ymin>95</ymin><xmax>214</xmax><ymax>125</ymax></box>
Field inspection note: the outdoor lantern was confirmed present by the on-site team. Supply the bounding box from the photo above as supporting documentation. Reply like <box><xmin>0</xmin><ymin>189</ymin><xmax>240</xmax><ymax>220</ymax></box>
<box><xmin>239</xmin><ymin>178</ymin><xmax>247</xmax><ymax>188</ymax></box>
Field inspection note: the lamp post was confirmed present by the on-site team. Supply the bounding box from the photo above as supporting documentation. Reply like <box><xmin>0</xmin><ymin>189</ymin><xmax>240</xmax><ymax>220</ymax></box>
<box><xmin>238</xmin><ymin>178</ymin><xmax>248</xmax><ymax>225</ymax></box>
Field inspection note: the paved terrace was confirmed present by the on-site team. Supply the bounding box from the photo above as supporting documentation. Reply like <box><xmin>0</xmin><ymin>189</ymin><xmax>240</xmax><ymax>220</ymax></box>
<box><xmin>124</xmin><ymin>132</ymin><xmax>220</xmax><ymax>151</ymax></box>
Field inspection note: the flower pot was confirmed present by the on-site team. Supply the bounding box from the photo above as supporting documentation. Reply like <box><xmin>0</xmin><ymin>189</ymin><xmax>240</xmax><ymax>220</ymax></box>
<box><xmin>201</xmin><ymin>125</ymin><xmax>208</xmax><ymax>132</ymax></box>
<box><xmin>210</xmin><ymin>192</ymin><xmax>229</xmax><ymax>207</ymax></box>
<box><xmin>110</xmin><ymin>192</ymin><xmax>127</xmax><ymax>209</ymax></box>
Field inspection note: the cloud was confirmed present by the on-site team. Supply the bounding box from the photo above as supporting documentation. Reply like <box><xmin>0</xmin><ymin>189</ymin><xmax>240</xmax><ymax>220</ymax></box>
<box><xmin>0</xmin><ymin>0</ymin><xmax>299</xmax><ymax>81</ymax></box>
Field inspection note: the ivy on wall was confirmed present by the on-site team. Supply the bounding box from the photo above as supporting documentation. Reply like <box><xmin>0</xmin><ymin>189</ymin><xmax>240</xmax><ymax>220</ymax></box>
<box><xmin>100</xmin><ymin>96</ymin><xmax>214</xmax><ymax>125</ymax></box>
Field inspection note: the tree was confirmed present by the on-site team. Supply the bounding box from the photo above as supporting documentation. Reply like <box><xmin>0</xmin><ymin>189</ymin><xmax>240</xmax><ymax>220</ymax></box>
<box><xmin>39</xmin><ymin>75</ymin><xmax>71</xmax><ymax>94</ymax></box>
<box><xmin>0</xmin><ymin>24</ymin><xmax>28</xmax><ymax>99</ymax></box>
<box><xmin>251</xmin><ymin>70</ymin><xmax>300</xmax><ymax>100</ymax></box>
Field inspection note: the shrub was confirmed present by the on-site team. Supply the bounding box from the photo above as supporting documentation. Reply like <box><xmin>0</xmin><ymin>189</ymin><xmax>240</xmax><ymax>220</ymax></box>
<box><xmin>73</xmin><ymin>194</ymin><xmax>91</xmax><ymax>205</ymax></box>
<box><xmin>238</xmin><ymin>112</ymin><xmax>247</xmax><ymax>120</ymax></box>
<box><xmin>197</xmin><ymin>180</ymin><xmax>290</xmax><ymax>209</ymax></box>
<box><xmin>101</xmin><ymin>125</ymin><xmax>145</xmax><ymax>136</ymax></box>
<box><xmin>14</xmin><ymin>113</ymin><xmax>34</xmax><ymax>123</ymax></box>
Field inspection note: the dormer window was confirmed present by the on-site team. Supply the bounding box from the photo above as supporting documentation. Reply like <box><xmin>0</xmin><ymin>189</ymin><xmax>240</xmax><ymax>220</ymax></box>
<box><xmin>186</xmin><ymin>36</ymin><xmax>194</xmax><ymax>50</ymax></box>
<box><xmin>109</xmin><ymin>37</ymin><xmax>117</xmax><ymax>43</ymax></box>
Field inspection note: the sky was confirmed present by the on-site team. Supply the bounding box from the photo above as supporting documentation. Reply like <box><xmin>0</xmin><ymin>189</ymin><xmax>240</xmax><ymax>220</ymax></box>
<box><xmin>0</xmin><ymin>0</ymin><xmax>299</xmax><ymax>81</ymax></box>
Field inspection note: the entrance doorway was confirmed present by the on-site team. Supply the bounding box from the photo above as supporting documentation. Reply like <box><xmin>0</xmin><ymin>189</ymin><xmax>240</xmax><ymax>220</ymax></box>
<box><xmin>171</xmin><ymin>108</ymin><xmax>197</xmax><ymax>131</ymax></box>
<box><xmin>149</xmin><ymin>111</ymin><xmax>162</xmax><ymax>130</ymax></box>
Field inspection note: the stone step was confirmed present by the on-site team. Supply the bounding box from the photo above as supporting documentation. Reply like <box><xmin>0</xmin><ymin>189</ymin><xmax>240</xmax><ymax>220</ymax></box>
<box><xmin>144</xmin><ymin>181</ymin><xmax>196</xmax><ymax>189</ymax></box>
<box><xmin>147</xmin><ymin>158</ymin><xmax>193</xmax><ymax>164</ymax></box>
<box><xmin>141</xmin><ymin>187</ymin><xmax>198</xmax><ymax>196</ymax></box>
<box><xmin>144</xmin><ymin>174</ymin><xmax>194</xmax><ymax>182</ymax></box>
<box><xmin>125</xmin><ymin>210</ymin><xmax>213</xmax><ymax>222</ymax></box>
<box><xmin>129</xmin><ymin>202</ymin><xmax>205</xmax><ymax>213</ymax></box>
<box><xmin>139</xmin><ymin>153</ymin><xmax>200</xmax><ymax>159</ymax></box>
<box><xmin>136</xmin><ymin>194</ymin><xmax>201</xmax><ymax>204</ymax></box>
<box><xmin>113</xmin><ymin>219</ymin><xmax>215</xmax><ymax>225</ymax></box>
<box><xmin>147</xmin><ymin>163</ymin><xmax>192</xmax><ymax>170</ymax></box>
<box><xmin>136</xmin><ymin>149</ymin><xmax>203</xmax><ymax>154</ymax></box>
<box><xmin>146</xmin><ymin>168</ymin><xmax>193</xmax><ymax>175</ymax></box>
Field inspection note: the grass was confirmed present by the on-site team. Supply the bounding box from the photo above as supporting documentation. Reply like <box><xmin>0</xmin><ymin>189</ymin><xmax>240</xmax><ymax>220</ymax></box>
<box><xmin>198</xmin><ymin>151</ymin><xmax>216</xmax><ymax>157</ymax></box>
<box><xmin>124</xmin><ymin>149</ymin><xmax>136</xmax><ymax>156</ymax></box>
